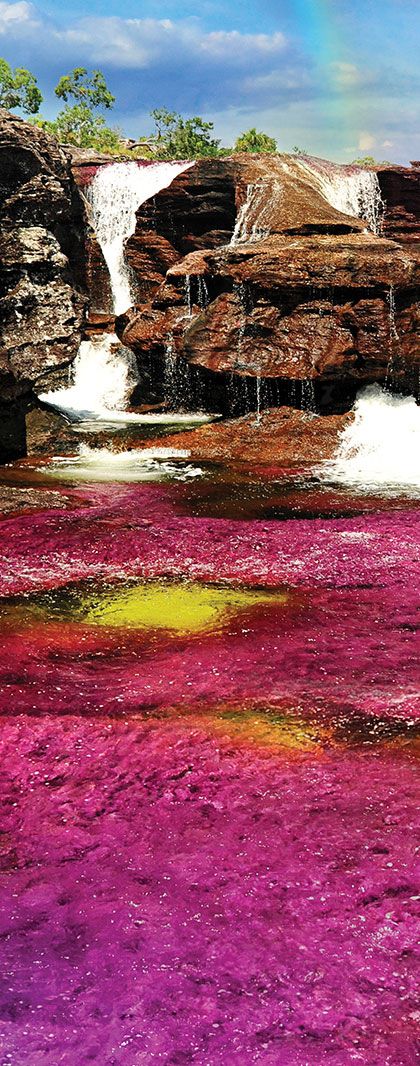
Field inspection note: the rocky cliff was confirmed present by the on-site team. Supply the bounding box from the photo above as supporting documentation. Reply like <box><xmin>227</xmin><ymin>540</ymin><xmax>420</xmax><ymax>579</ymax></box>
<box><xmin>112</xmin><ymin>155</ymin><xmax>420</xmax><ymax>413</ymax></box>
<box><xmin>0</xmin><ymin>111</ymin><xmax>86</xmax><ymax>459</ymax></box>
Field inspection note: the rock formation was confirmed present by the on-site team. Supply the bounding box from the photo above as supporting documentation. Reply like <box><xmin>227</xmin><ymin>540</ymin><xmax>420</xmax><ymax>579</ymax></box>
<box><xmin>138</xmin><ymin>406</ymin><xmax>352</xmax><ymax>465</ymax></box>
<box><xmin>113</xmin><ymin>155</ymin><xmax>420</xmax><ymax>412</ymax></box>
<box><xmin>0</xmin><ymin>110</ymin><xmax>86</xmax><ymax>459</ymax></box>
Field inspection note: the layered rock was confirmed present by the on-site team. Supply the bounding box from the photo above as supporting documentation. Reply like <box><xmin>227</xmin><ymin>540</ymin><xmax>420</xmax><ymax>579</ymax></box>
<box><xmin>117</xmin><ymin>154</ymin><xmax>420</xmax><ymax>408</ymax></box>
<box><xmin>378</xmin><ymin>163</ymin><xmax>420</xmax><ymax>244</ymax></box>
<box><xmin>0</xmin><ymin>110</ymin><xmax>86</xmax><ymax>459</ymax></box>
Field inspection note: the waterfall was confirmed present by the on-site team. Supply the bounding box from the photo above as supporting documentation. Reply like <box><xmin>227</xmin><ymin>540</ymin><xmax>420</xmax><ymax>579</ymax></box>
<box><xmin>230</xmin><ymin>182</ymin><xmax>274</xmax><ymax>246</ymax></box>
<box><xmin>297</xmin><ymin>161</ymin><xmax>384</xmax><ymax>236</ymax></box>
<box><xmin>321</xmin><ymin>385</ymin><xmax>420</xmax><ymax>493</ymax></box>
<box><xmin>87</xmin><ymin>161</ymin><xmax>194</xmax><ymax>315</ymax></box>
<box><xmin>184</xmin><ymin>274</ymin><xmax>193</xmax><ymax>317</ymax></box>
<box><xmin>301</xmin><ymin>379</ymin><xmax>317</xmax><ymax>412</ymax></box>
<box><xmin>255</xmin><ymin>375</ymin><xmax>262</xmax><ymax>425</ymax></box>
<box><xmin>40</xmin><ymin>333</ymin><xmax>138</xmax><ymax>419</ymax></box>
<box><xmin>39</xmin><ymin>160</ymin><xmax>194</xmax><ymax>421</ymax></box>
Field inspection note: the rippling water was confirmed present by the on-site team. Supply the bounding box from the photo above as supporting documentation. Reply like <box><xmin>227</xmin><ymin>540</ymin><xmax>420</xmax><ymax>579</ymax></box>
<box><xmin>0</xmin><ymin>458</ymin><xmax>418</xmax><ymax>1065</ymax></box>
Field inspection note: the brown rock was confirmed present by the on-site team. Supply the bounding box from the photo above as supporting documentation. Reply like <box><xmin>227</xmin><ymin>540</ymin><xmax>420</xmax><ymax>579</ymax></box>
<box><xmin>135</xmin><ymin>406</ymin><xmax>352</xmax><ymax>464</ymax></box>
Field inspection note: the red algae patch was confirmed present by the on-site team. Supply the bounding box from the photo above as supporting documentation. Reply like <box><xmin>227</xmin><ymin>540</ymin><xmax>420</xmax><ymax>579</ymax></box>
<box><xmin>0</xmin><ymin>474</ymin><xmax>419</xmax><ymax>1063</ymax></box>
<box><xmin>0</xmin><ymin>712</ymin><xmax>418</xmax><ymax>1065</ymax></box>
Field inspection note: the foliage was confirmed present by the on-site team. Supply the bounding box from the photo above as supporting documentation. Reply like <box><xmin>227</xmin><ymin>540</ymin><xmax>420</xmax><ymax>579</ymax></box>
<box><xmin>351</xmin><ymin>155</ymin><xmax>390</xmax><ymax>167</ymax></box>
<box><xmin>292</xmin><ymin>145</ymin><xmax>308</xmax><ymax>156</ymax></box>
<box><xmin>55</xmin><ymin>67</ymin><xmax>115</xmax><ymax>109</ymax></box>
<box><xmin>32</xmin><ymin>68</ymin><xmax>121</xmax><ymax>151</ymax></box>
<box><xmin>234</xmin><ymin>128</ymin><xmax>277</xmax><ymax>154</ymax></box>
<box><xmin>0</xmin><ymin>57</ymin><xmax>42</xmax><ymax>114</ymax></box>
<box><xmin>32</xmin><ymin>106</ymin><xmax>123</xmax><ymax>152</ymax></box>
<box><xmin>150</xmin><ymin>108</ymin><xmax>221</xmax><ymax>159</ymax></box>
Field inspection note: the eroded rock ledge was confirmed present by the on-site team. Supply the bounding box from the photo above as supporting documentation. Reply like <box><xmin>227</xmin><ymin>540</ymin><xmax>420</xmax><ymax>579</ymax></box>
<box><xmin>112</xmin><ymin>155</ymin><xmax>420</xmax><ymax>409</ymax></box>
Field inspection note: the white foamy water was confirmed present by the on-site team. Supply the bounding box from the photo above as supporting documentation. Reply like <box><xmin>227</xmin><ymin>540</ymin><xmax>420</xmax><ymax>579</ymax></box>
<box><xmin>230</xmin><ymin>181</ymin><xmax>278</xmax><ymax>245</ymax></box>
<box><xmin>321</xmin><ymin>385</ymin><xmax>420</xmax><ymax>494</ymax></box>
<box><xmin>42</xmin><ymin>445</ymin><xmax>202</xmax><ymax>483</ymax></box>
<box><xmin>39</xmin><ymin>160</ymin><xmax>199</xmax><ymax>422</ymax></box>
<box><xmin>39</xmin><ymin>333</ymin><xmax>213</xmax><ymax>424</ymax></box>
<box><xmin>87</xmin><ymin>160</ymin><xmax>194</xmax><ymax>315</ymax></box>
<box><xmin>39</xmin><ymin>333</ymin><xmax>138</xmax><ymax>418</ymax></box>
<box><xmin>297</xmin><ymin>160</ymin><xmax>384</xmax><ymax>235</ymax></box>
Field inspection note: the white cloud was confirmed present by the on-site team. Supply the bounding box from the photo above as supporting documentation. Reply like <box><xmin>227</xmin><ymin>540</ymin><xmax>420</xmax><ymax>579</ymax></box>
<box><xmin>358</xmin><ymin>132</ymin><xmax>376</xmax><ymax>151</ymax></box>
<box><xmin>0</xmin><ymin>1</ymin><xmax>33</xmax><ymax>28</ymax></box>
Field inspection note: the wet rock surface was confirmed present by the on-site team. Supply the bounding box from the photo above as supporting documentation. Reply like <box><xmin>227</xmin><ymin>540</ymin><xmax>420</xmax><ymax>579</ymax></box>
<box><xmin>0</xmin><ymin>110</ymin><xmax>86</xmax><ymax>458</ymax></box>
<box><xmin>136</xmin><ymin>407</ymin><xmax>352</xmax><ymax>464</ymax></box>
<box><xmin>116</xmin><ymin>155</ymin><xmax>420</xmax><ymax>403</ymax></box>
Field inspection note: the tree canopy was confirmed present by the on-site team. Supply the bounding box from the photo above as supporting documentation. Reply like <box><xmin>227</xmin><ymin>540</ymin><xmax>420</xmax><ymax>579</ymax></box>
<box><xmin>234</xmin><ymin>128</ymin><xmax>277</xmax><ymax>154</ymax></box>
<box><xmin>32</xmin><ymin>67</ymin><xmax>121</xmax><ymax>151</ymax></box>
<box><xmin>150</xmin><ymin>108</ymin><xmax>221</xmax><ymax>159</ymax></box>
<box><xmin>0</xmin><ymin>58</ymin><xmax>42</xmax><ymax>114</ymax></box>
<box><xmin>55</xmin><ymin>68</ymin><xmax>115</xmax><ymax>109</ymax></box>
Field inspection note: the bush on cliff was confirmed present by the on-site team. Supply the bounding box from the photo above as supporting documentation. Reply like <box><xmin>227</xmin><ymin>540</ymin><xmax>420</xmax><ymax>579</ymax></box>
<box><xmin>234</xmin><ymin>128</ymin><xmax>277</xmax><ymax>153</ymax></box>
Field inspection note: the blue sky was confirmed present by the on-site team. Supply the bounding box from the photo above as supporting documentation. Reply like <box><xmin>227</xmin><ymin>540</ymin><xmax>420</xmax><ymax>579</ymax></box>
<box><xmin>0</xmin><ymin>0</ymin><xmax>419</xmax><ymax>162</ymax></box>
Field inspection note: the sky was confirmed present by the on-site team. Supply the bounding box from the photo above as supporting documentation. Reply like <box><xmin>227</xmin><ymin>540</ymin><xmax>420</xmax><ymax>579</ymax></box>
<box><xmin>0</xmin><ymin>0</ymin><xmax>419</xmax><ymax>162</ymax></box>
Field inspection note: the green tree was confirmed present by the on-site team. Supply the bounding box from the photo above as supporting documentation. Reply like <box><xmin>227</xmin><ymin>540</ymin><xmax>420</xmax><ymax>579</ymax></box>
<box><xmin>33</xmin><ymin>67</ymin><xmax>122</xmax><ymax>151</ymax></box>
<box><xmin>55</xmin><ymin>67</ymin><xmax>115</xmax><ymax>109</ymax></box>
<box><xmin>0</xmin><ymin>57</ymin><xmax>42</xmax><ymax>114</ymax></box>
<box><xmin>34</xmin><ymin>106</ymin><xmax>123</xmax><ymax>152</ymax></box>
<box><xmin>234</xmin><ymin>128</ymin><xmax>277</xmax><ymax>154</ymax></box>
<box><xmin>150</xmin><ymin>108</ymin><xmax>221</xmax><ymax>159</ymax></box>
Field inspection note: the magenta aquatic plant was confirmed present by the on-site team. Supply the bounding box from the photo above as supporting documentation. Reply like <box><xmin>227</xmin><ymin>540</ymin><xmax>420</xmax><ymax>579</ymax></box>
<box><xmin>0</xmin><ymin>475</ymin><xmax>418</xmax><ymax>1064</ymax></box>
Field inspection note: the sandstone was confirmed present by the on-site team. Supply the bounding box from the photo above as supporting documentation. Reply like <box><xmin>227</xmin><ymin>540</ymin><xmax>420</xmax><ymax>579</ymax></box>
<box><xmin>74</xmin><ymin>152</ymin><xmax>420</xmax><ymax>407</ymax></box>
<box><xmin>134</xmin><ymin>406</ymin><xmax>352</xmax><ymax>465</ymax></box>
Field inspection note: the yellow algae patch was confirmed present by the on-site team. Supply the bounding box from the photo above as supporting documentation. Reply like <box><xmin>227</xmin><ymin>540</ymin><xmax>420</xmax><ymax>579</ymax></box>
<box><xmin>82</xmin><ymin>581</ymin><xmax>288</xmax><ymax>634</ymax></box>
<box><xmin>212</xmin><ymin>709</ymin><xmax>322</xmax><ymax>753</ymax></box>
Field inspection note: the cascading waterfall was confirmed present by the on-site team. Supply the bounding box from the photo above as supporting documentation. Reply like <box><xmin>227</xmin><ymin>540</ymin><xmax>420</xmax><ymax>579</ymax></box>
<box><xmin>87</xmin><ymin>161</ymin><xmax>194</xmax><ymax>316</ymax></box>
<box><xmin>40</xmin><ymin>160</ymin><xmax>194</xmax><ymax>422</ymax></box>
<box><xmin>321</xmin><ymin>384</ymin><xmax>420</xmax><ymax>493</ymax></box>
<box><xmin>297</xmin><ymin>160</ymin><xmax>384</xmax><ymax>235</ymax></box>
<box><xmin>40</xmin><ymin>333</ymin><xmax>139</xmax><ymax>420</ymax></box>
<box><xmin>230</xmin><ymin>182</ymin><xmax>275</xmax><ymax>246</ymax></box>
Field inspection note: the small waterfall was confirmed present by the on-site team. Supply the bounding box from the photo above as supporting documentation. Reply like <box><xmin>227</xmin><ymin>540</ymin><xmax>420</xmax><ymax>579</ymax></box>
<box><xmin>39</xmin><ymin>160</ymin><xmax>194</xmax><ymax>421</ymax></box>
<box><xmin>88</xmin><ymin>161</ymin><xmax>194</xmax><ymax>315</ymax></box>
<box><xmin>387</xmin><ymin>284</ymin><xmax>399</xmax><ymax>343</ymax></box>
<box><xmin>301</xmin><ymin>379</ymin><xmax>317</xmax><ymax>412</ymax></box>
<box><xmin>255</xmin><ymin>375</ymin><xmax>262</xmax><ymax>425</ymax></box>
<box><xmin>298</xmin><ymin>161</ymin><xmax>384</xmax><ymax>235</ymax></box>
<box><xmin>197</xmin><ymin>276</ymin><xmax>210</xmax><ymax>309</ymax></box>
<box><xmin>185</xmin><ymin>274</ymin><xmax>193</xmax><ymax>317</ymax></box>
<box><xmin>385</xmin><ymin>285</ymin><xmax>400</xmax><ymax>389</ymax></box>
<box><xmin>39</xmin><ymin>333</ymin><xmax>139</xmax><ymax>420</ymax></box>
<box><xmin>230</xmin><ymin>182</ymin><xmax>273</xmax><ymax>246</ymax></box>
<box><xmin>163</xmin><ymin>333</ymin><xmax>177</xmax><ymax>407</ymax></box>
<box><xmin>321</xmin><ymin>385</ymin><xmax>420</xmax><ymax>493</ymax></box>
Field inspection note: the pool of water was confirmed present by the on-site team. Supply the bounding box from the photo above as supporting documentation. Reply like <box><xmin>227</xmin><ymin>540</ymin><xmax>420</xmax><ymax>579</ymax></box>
<box><xmin>0</xmin><ymin>457</ymin><xmax>418</xmax><ymax>1065</ymax></box>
